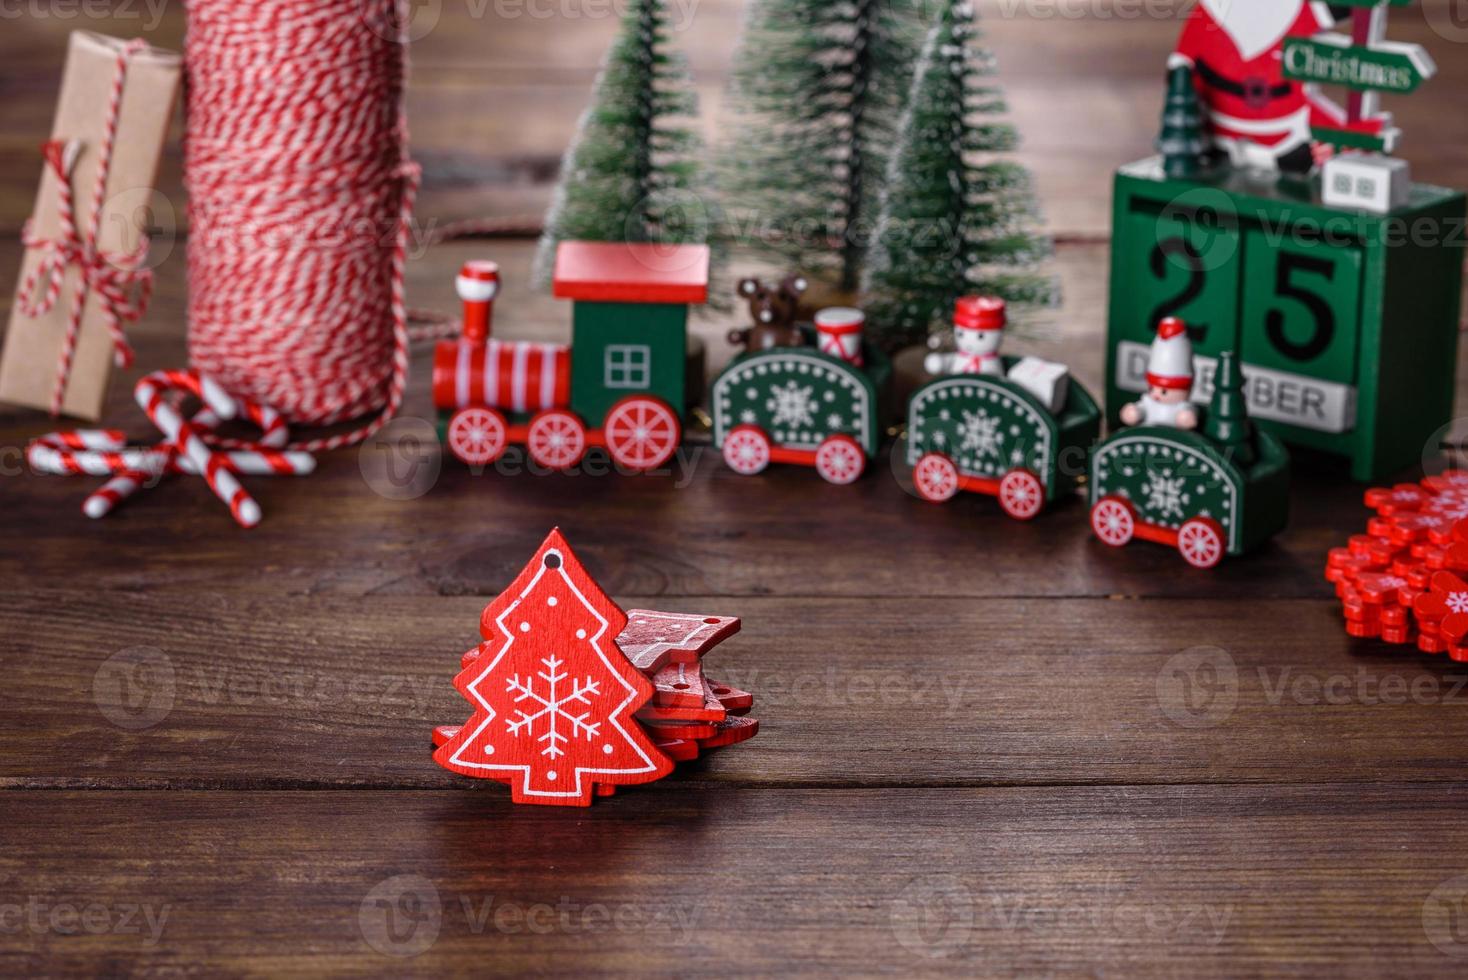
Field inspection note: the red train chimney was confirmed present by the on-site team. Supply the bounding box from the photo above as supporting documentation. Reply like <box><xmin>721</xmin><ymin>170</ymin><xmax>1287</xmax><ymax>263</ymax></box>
<box><xmin>456</xmin><ymin>260</ymin><xmax>499</xmax><ymax>342</ymax></box>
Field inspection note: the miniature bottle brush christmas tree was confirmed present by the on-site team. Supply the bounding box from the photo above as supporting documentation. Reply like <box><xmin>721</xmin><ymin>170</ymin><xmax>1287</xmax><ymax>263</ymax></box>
<box><xmin>533</xmin><ymin>0</ymin><xmax>720</xmax><ymax>290</ymax></box>
<box><xmin>862</xmin><ymin>1</ymin><xmax>1054</xmax><ymax>352</ymax></box>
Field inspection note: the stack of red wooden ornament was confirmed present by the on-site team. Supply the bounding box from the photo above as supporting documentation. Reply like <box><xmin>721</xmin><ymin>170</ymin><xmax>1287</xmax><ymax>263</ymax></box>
<box><xmin>1325</xmin><ymin>472</ymin><xmax>1468</xmax><ymax>657</ymax></box>
<box><xmin>432</xmin><ymin>529</ymin><xmax>759</xmax><ymax>806</ymax></box>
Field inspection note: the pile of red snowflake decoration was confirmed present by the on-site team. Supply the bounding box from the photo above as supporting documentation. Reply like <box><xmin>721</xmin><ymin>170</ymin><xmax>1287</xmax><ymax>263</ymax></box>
<box><xmin>1326</xmin><ymin>472</ymin><xmax>1468</xmax><ymax>659</ymax></box>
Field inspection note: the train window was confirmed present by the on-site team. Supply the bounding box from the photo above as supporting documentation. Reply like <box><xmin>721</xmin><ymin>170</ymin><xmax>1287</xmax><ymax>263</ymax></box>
<box><xmin>605</xmin><ymin>345</ymin><xmax>651</xmax><ymax>389</ymax></box>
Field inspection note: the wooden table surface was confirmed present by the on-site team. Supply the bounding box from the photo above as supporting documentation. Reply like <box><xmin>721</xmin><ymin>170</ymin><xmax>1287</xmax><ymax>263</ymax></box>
<box><xmin>4</xmin><ymin>3</ymin><xmax>1468</xmax><ymax>976</ymax></box>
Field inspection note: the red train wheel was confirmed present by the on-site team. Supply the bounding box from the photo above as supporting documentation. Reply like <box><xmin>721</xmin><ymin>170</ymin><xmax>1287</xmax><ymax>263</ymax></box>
<box><xmin>913</xmin><ymin>453</ymin><xmax>959</xmax><ymax>503</ymax></box>
<box><xmin>446</xmin><ymin>407</ymin><xmax>508</xmax><ymax>466</ymax></box>
<box><xmin>1090</xmin><ymin>496</ymin><xmax>1135</xmax><ymax>547</ymax></box>
<box><xmin>998</xmin><ymin>468</ymin><xmax>1045</xmax><ymax>521</ymax></box>
<box><xmin>722</xmin><ymin>424</ymin><xmax>771</xmax><ymax>476</ymax></box>
<box><xmin>526</xmin><ymin>409</ymin><xmax>586</xmax><ymax>470</ymax></box>
<box><xmin>815</xmin><ymin>434</ymin><xmax>865</xmax><ymax>485</ymax></box>
<box><xmin>603</xmin><ymin>395</ymin><xmax>680</xmax><ymax>472</ymax></box>
<box><xmin>1178</xmin><ymin>516</ymin><xmax>1226</xmax><ymax>569</ymax></box>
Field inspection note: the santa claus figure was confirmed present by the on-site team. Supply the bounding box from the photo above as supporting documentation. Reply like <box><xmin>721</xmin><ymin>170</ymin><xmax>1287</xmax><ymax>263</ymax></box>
<box><xmin>1121</xmin><ymin>318</ymin><xmax>1199</xmax><ymax>430</ymax></box>
<box><xmin>1170</xmin><ymin>0</ymin><xmax>1377</xmax><ymax>174</ymax></box>
<box><xmin>924</xmin><ymin>296</ymin><xmax>1006</xmax><ymax>377</ymax></box>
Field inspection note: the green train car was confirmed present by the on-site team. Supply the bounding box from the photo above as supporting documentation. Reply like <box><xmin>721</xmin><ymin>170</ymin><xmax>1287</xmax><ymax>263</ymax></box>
<box><xmin>711</xmin><ymin>331</ymin><xmax>893</xmax><ymax>484</ymax></box>
<box><xmin>905</xmin><ymin>359</ymin><xmax>1102</xmax><ymax>519</ymax></box>
<box><xmin>1088</xmin><ymin>352</ymin><xmax>1290</xmax><ymax>568</ymax></box>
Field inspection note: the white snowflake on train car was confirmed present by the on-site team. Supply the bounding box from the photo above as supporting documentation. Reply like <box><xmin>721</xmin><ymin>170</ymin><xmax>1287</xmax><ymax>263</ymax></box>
<box><xmin>1144</xmin><ymin>470</ymin><xmax>1189</xmax><ymax>520</ymax></box>
<box><xmin>958</xmin><ymin>409</ymin><xmax>1004</xmax><ymax>461</ymax></box>
<box><xmin>767</xmin><ymin>381</ymin><xmax>818</xmax><ymax>430</ymax></box>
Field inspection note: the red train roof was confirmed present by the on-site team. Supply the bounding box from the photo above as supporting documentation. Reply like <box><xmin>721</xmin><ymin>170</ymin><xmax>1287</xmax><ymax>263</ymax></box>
<box><xmin>552</xmin><ymin>241</ymin><xmax>710</xmax><ymax>305</ymax></box>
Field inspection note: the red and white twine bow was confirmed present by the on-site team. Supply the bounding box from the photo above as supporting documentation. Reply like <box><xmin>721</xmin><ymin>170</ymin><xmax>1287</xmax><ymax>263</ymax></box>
<box><xmin>27</xmin><ymin>370</ymin><xmax>316</xmax><ymax>528</ymax></box>
<box><xmin>16</xmin><ymin>38</ymin><xmax>155</xmax><ymax>416</ymax></box>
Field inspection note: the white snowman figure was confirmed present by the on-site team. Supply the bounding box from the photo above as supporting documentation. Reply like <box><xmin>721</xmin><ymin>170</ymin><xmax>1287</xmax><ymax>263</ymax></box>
<box><xmin>924</xmin><ymin>296</ymin><xmax>1006</xmax><ymax>377</ymax></box>
<box><xmin>1120</xmin><ymin>317</ymin><xmax>1199</xmax><ymax>430</ymax></box>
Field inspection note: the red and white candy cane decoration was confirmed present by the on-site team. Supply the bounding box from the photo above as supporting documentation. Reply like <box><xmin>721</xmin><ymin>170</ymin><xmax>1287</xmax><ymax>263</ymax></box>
<box><xmin>28</xmin><ymin>370</ymin><xmax>316</xmax><ymax>527</ymax></box>
<box><xmin>135</xmin><ymin>371</ymin><xmax>262</xmax><ymax>526</ymax></box>
<box><xmin>15</xmin><ymin>38</ymin><xmax>155</xmax><ymax>415</ymax></box>
<box><xmin>815</xmin><ymin>307</ymin><xmax>866</xmax><ymax>368</ymax></box>
<box><xmin>183</xmin><ymin>0</ymin><xmax>421</xmax><ymax>452</ymax></box>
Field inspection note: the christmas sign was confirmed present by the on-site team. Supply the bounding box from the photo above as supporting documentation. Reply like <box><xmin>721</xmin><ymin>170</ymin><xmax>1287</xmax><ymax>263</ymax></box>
<box><xmin>1281</xmin><ymin>0</ymin><xmax>1434</xmax><ymax>153</ymax></box>
<box><xmin>434</xmin><ymin>529</ymin><xmax>759</xmax><ymax>807</ymax></box>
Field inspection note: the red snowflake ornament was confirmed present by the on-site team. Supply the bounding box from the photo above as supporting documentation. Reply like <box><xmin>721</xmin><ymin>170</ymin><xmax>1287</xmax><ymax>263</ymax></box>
<box><xmin>434</xmin><ymin>529</ymin><xmax>673</xmax><ymax>806</ymax></box>
<box><xmin>1414</xmin><ymin>571</ymin><xmax>1468</xmax><ymax>647</ymax></box>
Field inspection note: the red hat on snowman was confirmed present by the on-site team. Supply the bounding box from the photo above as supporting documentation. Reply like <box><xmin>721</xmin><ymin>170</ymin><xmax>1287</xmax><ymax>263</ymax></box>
<box><xmin>954</xmin><ymin>296</ymin><xmax>1006</xmax><ymax>334</ymax></box>
<box><xmin>1145</xmin><ymin>317</ymin><xmax>1194</xmax><ymax>390</ymax></box>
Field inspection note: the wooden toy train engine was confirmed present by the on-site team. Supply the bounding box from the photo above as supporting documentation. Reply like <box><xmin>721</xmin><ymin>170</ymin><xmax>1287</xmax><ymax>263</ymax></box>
<box><xmin>435</xmin><ymin>241</ymin><xmax>709</xmax><ymax>471</ymax></box>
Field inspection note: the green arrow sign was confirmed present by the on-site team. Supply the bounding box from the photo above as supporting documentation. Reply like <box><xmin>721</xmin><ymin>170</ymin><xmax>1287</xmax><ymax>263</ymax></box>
<box><xmin>1283</xmin><ymin>37</ymin><xmax>1436</xmax><ymax>94</ymax></box>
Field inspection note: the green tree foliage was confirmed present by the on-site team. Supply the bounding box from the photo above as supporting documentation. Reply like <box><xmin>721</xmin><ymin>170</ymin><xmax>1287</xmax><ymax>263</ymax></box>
<box><xmin>862</xmin><ymin>1</ymin><xmax>1054</xmax><ymax>352</ymax></box>
<box><xmin>1158</xmin><ymin>64</ymin><xmax>1207</xmax><ymax>179</ymax></box>
<box><xmin>1204</xmin><ymin>350</ymin><xmax>1256</xmax><ymax>468</ymax></box>
<box><xmin>719</xmin><ymin>0</ymin><xmax>924</xmax><ymax>292</ymax></box>
<box><xmin>533</xmin><ymin>0</ymin><xmax>719</xmax><ymax>289</ymax></box>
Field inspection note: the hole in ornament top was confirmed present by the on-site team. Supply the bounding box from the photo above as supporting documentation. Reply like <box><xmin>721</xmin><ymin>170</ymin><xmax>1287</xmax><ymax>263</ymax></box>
<box><xmin>544</xmin><ymin>552</ymin><xmax>562</xmax><ymax>569</ymax></box>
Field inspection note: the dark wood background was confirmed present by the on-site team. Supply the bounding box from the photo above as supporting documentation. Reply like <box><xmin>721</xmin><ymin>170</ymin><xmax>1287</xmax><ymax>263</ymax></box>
<box><xmin>4</xmin><ymin>1</ymin><xmax>1468</xmax><ymax>975</ymax></box>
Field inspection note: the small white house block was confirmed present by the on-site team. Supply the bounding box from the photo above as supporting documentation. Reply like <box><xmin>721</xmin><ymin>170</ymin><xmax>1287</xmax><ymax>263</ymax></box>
<box><xmin>1322</xmin><ymin>154</ymin><xmax>1411</xmax><ymax>214</ymax></box>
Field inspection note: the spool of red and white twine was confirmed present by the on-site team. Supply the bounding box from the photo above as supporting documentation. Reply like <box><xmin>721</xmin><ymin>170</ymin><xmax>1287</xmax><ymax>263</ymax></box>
<box><xmin>183</xmin><ymin>0</ymin><xmax>420</xmax><ymax>453</ymax></box>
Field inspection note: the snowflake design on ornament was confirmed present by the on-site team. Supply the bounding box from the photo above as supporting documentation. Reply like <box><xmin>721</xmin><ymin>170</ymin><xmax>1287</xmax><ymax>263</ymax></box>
<box><xmin>766</xmin><ymin>381</ymin><xmax>817</xmax><ymax>430</ymax></box>
<box><xmin>505</xmin><ymin>655</ymin><xmax>602</xmax><ymax>759</ymax></box>
<box><xmin>1449</xmin><ymin>591</ymin><xmax>1468</xmax><ymax>615</ymax></box>
<box><xmin>1144</xmin><ymin>470</ymin><xmax>1189</xmax><ymax>520</ymax></box>
<box><xmin>957</xmin><ymin>409</ymin><xmax>1003</xmax><ymax>461</ymax></box>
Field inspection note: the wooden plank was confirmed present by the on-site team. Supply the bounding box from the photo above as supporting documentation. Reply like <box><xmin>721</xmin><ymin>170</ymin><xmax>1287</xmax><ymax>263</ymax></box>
<box><xmin>5</xmin><ymin>592</ymin><xmax>1468</xmax><ymax>788</ymax></box>
<box><xmin>2</xmin><ymin>784</ymin><xmax>1468</xmax><ymax>975</ymax></box>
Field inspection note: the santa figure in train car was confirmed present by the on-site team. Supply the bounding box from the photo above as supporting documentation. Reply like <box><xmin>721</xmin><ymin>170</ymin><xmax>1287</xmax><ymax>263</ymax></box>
<box><xmin>924</xmin><ymin>296</ymin><xmax>1006</xmax><ymax>377</ymax></box>
<box><xmin>1170</xmin><ymin>0</ymin><xmax>1378</xmax><ymax>174</ymax></box>
<box><xmin>1120</xmin><ymin>318</ymin><xmax>1198</xmax><ymax>430</ymax></box>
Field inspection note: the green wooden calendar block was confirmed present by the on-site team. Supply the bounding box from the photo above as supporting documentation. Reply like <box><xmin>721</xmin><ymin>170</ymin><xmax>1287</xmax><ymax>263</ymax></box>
<box><xmin>1239</xmin><ymin>228</ymin><xmax>1362</xmax><ymax>386</ymax></box>
<box><xmin>1107</xmin><ymin>157</ymin><xmax>1466</xmax><ymax>482</ymax></box>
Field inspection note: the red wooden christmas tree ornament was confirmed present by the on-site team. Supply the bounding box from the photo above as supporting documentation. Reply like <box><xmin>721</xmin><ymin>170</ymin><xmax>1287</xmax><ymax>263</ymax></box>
<box><xmin>433</xmin><ymin>529</ymin><xmax>674</xmax><ymax>806</ymax></box>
